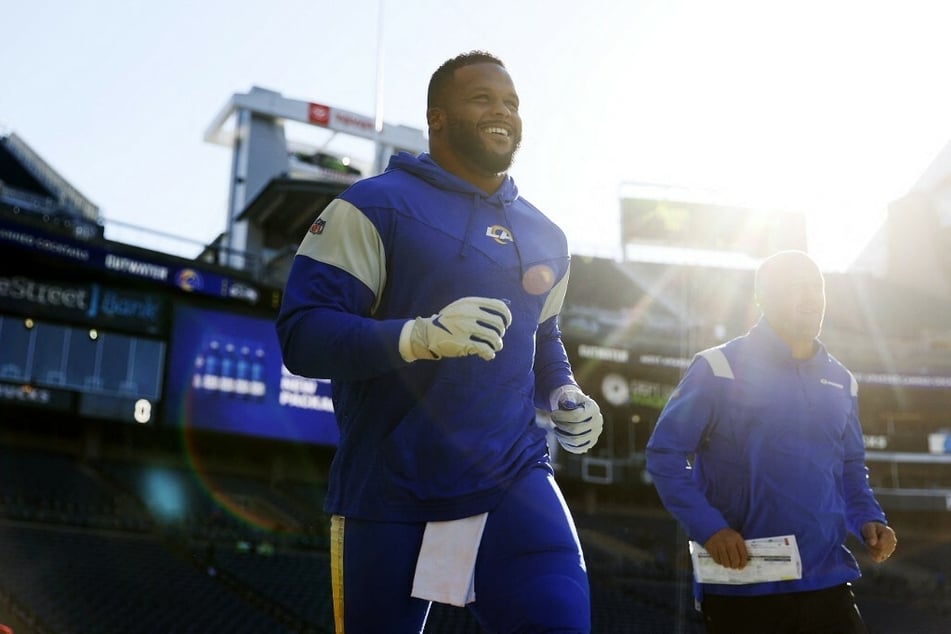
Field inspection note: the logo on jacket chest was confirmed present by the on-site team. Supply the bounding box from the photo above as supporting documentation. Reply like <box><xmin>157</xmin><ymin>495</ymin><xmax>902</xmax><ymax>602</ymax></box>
<box><xmin>483</xmin><ymin>224</ymin><xmax>557</xmax><ymax>295</ymax></box>
<box><xmin>485</xmin><ymin>225</ymin><xmax>513</xmax><ymax>245</ymax></box>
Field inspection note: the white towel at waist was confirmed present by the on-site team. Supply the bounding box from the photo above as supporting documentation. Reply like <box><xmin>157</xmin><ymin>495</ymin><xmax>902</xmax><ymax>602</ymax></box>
<box><xmin>411</xmin><ymin>512</ymin><xmax>488</xmax><ymax>607</ymax></box>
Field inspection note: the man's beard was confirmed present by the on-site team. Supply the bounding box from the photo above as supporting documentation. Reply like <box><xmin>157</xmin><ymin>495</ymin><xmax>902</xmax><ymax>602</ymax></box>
<box><xmin>446</xmin><ymin>117</ymin><xmax>521</xmax><ymax>174</ymax></box>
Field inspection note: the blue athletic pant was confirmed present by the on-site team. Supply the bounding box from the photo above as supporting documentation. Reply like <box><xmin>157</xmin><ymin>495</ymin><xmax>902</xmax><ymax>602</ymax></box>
<box><xmin>330</xmin><ymin>465</ymin><xmax>591</xmax><ymax>633</ymax></box>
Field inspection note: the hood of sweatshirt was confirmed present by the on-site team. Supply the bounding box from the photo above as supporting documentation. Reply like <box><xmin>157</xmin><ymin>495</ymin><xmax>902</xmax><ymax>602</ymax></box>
<box><xmin>385</xmin><ymin>152</ymin><xmax>524</xmax><ymax>261</ymax></box>
<box><xmin>379</xmin><ymin>151</ymin><xmax>566</xmax><ymax>292</ymax></box>
<box><xmin>386</xmin><ymin>151</ymin><xmax>520</xmax><ymax>208</ymax></box>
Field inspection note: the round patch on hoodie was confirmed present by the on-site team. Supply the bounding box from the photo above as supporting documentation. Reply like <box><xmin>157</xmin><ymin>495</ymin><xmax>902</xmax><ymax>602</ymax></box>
<box><xmin>522</xmin><ymin>264</ymin><xmax>555</xmax><ymax>295</ymax></box>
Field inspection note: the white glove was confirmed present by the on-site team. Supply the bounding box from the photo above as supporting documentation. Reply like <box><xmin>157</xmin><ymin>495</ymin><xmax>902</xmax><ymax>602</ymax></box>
<box><xmin>400</xmin><ymin>296</ymin><xmax>512</xmax><ymax>362</ymax></box>
<box><xmin>549</xmin><ymin>385</ymin><xmax>603</xmax><ymax>454</ymax></box>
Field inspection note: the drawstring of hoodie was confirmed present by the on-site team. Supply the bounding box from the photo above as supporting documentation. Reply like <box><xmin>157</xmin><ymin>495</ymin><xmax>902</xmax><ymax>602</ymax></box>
<box><xmin>458</xmin><ymin>192</ymin><xmax>481</xmax><ymax>258</ymax></box>
<box><xmin>401</xmin><ymin>152</ymin><xmax>521</xmax><ymax>277</ymax></box>
<box><xmin>457</xmin><ymin>193</ymin><xmax>527</xmax><ymax>282</ymax></box>
<box><xmin>501</xmin><ymin>201</ymin><xmax>527</xmax><ymax>281</ymax></box>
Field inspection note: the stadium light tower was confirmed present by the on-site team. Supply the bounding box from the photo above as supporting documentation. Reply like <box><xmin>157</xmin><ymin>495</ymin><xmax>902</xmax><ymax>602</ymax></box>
<box><xmin>374</xmin><ymin>0</ymin><xmax>386</xmax><ymax>134</ymax></box>
<box><xmin>203</xmin><ymin>86</ymin><xmax>427</xmax><ymax>274</ymax></box>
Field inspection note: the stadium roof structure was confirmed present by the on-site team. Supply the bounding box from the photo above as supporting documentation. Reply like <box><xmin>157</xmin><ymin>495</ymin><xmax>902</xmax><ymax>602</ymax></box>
<box><xmin>562</xmin><ymin>255</ymin><xmax>951</xmax><ymax>384</ymax></box>
<box><xmin>851</xmin><ymin>139</ymin><xmax>951</xmax><ymax>297</ymax></box>
<box><xmin>0</xmin><ymin>132</ymin><xmax>100</xmax><ymax>227</ymax></box>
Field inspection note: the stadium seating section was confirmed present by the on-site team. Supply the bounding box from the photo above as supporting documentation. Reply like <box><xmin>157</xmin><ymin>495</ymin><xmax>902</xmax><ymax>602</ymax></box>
<box><xmin>2</xmin><ymin>440</ymin><xmax>951</xmax><ymax>633</ymax></box>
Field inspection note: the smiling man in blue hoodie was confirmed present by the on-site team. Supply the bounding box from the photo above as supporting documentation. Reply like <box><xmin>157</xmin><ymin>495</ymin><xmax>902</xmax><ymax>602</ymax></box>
<box><xmin>276</xmin><ymin>50</ymin><xmax>603</xmax><ymax>633</ymax></box>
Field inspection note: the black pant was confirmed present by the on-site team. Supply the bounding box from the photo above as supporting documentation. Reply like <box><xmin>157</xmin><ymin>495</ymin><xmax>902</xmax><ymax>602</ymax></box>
<box><xmin>701</xmin><ymin>583</ymin><xmax>868</xmax><ymax>634</ymax></box>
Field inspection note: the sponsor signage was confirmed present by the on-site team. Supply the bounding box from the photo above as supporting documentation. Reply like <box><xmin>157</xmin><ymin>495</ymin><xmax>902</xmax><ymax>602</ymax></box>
<box><xmin>0</xmin><ymin>216</ymin><xmax>264</xmax><ymax>306</ymax></box>
<box><xmin>307</xmin><ymin>102</ymin><xmax>331</xmax><ymax>125</ymax></box>
<box><xmin>0</xmin><ymin>274</ymin><xmax>167</xmax><ymax>334</ymax></box>
<box><xmin>852</xmin><ymin>372</ymin><xmax>951</xmax><ymax>389</ymax></box>
<box><xmin>162</xmin><ymin>304</ymin><xmax>339</xmax><ymax>446</ymax></box>
<box><xmin>577</xmin><ymin>344</ymin><xmax>630</xmax><ymax>364</ymax></box>
<box><xmin>307</xmin><ymin>101</ymin><xmax>376</xmax><ymax>136</ymax></box>
<box><xmin>0</xmin><ymin>381</ymin><xmax>73</xmax><ymax>412</ymax></box>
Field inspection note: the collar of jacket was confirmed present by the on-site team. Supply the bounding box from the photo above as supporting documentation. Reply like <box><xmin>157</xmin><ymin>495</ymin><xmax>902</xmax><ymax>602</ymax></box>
<box><xmin>750</xmin><ymin>317</ymin><xmax>829</xmax><ymax>367</ymax></box>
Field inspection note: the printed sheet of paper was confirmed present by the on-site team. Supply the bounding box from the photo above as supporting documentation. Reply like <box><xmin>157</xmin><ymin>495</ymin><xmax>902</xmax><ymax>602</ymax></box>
<box><xmin>689</xmin><ymin>534</ymin><xmax>802</xmax><ymax>584</ymax></box>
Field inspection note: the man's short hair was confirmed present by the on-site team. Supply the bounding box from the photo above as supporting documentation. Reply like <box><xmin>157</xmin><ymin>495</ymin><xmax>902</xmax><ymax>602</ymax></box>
<box><xmin>428</xmin><ymin>50</ymin><xmax>505</xmax><ymax>109</ymax></box>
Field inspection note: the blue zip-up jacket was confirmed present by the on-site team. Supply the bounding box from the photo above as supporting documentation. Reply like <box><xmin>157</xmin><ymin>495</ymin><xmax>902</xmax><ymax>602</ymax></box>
<box><xmin>645</xmin><ymin>318</ymin><xmax>886</xmax><ymax>596</ymax></box>
<box><xmin>276</xmin><ymin>152</ymin><xmax>576</xmax><ymax>522</ymax></box>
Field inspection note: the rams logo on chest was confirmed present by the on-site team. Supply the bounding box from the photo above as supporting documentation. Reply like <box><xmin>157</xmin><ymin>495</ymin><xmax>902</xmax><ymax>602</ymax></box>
<box><xmin>485</xmin><ymin>225</ymin><xmax>513</xmax><ymax>245</ymax></box>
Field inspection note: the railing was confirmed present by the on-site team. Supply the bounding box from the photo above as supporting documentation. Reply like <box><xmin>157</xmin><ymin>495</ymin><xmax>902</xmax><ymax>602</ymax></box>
<box><xmin>865</xmin><ymin>452</ymin><xmax>951</xmax><ymax>510</ymax></box>
<box><xmin>100</xmin><ymin>216</ymin><xmax>265</xmax><ymax>278</ymax></box>
<box><xmin>101</xmin><ymin>216</ymin><xmax>215</xmax><ymax>260</ymax></box>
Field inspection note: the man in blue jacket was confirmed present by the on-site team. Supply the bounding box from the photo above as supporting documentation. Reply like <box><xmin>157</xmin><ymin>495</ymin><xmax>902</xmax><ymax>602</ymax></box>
<box><xmin>646</xmin><ymin>249</ymin><xmax>897</xmax><ymax>634</ymax></box>
<box><xmin>276</xmin><ymin>50</ymin><xmax>603</xmax><ymax>633</ymax></box>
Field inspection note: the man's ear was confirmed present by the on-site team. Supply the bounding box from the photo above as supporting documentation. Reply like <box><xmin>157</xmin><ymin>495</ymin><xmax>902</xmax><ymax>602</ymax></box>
<box><xmin>427</xmin><ymin>107</ymin><xmax>444</xmax><ymax>131</ymax></box>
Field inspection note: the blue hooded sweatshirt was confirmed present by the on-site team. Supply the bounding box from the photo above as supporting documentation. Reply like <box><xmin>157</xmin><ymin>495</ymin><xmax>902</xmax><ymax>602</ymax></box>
<box><xmin>646</xmin><ymin>318</ymin><xmax>887</xmax><ymax>597</ymax></box>
<box><xmin>276</xmin><ymin>152</ymin><xmax>576</xmax><ymax>522</ymax></box>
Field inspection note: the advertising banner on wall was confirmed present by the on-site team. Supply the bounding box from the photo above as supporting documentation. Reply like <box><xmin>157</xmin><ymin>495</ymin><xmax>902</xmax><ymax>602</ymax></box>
<box><xmin>162</xmin><ymin>304</ymin><xmax>338</xmax><ymax>446</ymax></box>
